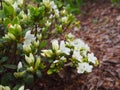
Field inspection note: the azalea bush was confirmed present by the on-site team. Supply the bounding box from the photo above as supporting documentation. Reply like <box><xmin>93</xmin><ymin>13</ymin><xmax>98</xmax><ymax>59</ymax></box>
<box><xmin>0</xmin><ymin>0</ymin><xmax>98</xmax><ymax>89</ymax></box>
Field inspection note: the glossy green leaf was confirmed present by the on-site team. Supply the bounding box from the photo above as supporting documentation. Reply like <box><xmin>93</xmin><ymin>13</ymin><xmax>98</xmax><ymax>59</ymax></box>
<box><xmin>23</xmin><ymin>74</ymin><xmax>34</xmax><ymax>84</ymax></box>
<box><xmin>3</xmin><ymin>64</ymin><xmax>17</xmax><ymax>69</ymax></box>
<box><xmin>36</xmin><ymin>70</ymin><xmax>42</xmax><ymax>78</ymax></box>
<box><xmin>39</xmin><ymin>40</ymin><xmax>47</xmax><ymax>49</ymax></box>
<box><xmin>3</xmin><ymin>3</ymin><xmax>14</xmax><ymax>16</ymax></box>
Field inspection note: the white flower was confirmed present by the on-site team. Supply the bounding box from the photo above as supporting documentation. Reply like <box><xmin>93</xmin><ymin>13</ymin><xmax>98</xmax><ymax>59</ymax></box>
<box><xmin>17</xmin><ymin>62</ymin><xmax>22</xmax><ymax>71</ymax></box>
<box><xmin>25</xmin><ymin>53</ymin><xmax>35</xmax><ymax>65</ymax></box>
<box><xmin>77</xmin><ymin>62</ymin><xmax>93</xmax><ymax>74</ymax></box>
<box><xmin>23</xmin><ymin>30</ymin><xmax>36</xmax><ymax>47</ymax></box>
<box><xmin>49</xmin><ymin>14</ymin><xmax>54</xmax><ymax>19</ymax></box>
<box><xmin>70</xmin><ymin>39</ymin><xmax>90</xmax><ymax>51</ymax></box>
<box><xmin>37</xmin><ymin>27</ymin><xmax>42</xmax><ymax>32</ymax></box>
<box><xmin>88</xmin><ymin>53</ymin><xmax>97</xmax><ymax>64</ymax></box>
<box><xmin>72</xmin><ymin>50</ymin><xmax>82</xmax><ymax>62</ymax></box>
<box><xmin>51</xmin><ymin>39</ymin><xmax>59</xmax><ymax>51</ymax></box>
<box><xmin>61</xmin><ymin>16</ymin><xmax>68</xmax><ymax>23</ymax></box>
<box><xmin>60</xmin><ymin>56</ymin><xmax>66</xmax><ymax>61</ymax></box>
<box><xmin>54</xmin><ymin>9</ymin><xmax>59</xmax><ymax>17</ymax></box>
<box><xmin>60</xmin><ymin>41</ymin><xmax>70</xmax><ymax>55</ymax></box>
<box><xmin>12</xmin><ymin>2</ymin><xmax>19</xmax><ymax>11</ymax></box>
<box><xmin>50</xmin><ymin>1</ymin><xmax>57</xmax><ymax>9</ymax></box>
<box><xmin>84</xmin><ymin>44</ymin><xmax>90</xmax><ymax>51</ymax></box>
<box><xmin>81</xmin><ymin>50</ymin><xmax>87</xmax><ymax>56</ymax></box>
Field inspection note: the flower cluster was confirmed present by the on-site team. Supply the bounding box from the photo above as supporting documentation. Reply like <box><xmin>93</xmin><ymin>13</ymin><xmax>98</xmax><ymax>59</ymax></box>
<box><xmin>41</xmin><ymin>33</ymin><xmax>98</xmax><ymax>74</ymax></box>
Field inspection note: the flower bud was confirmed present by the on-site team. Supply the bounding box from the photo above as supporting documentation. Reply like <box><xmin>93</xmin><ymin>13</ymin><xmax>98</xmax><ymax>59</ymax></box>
<box><xmin>43</xmin><ymin>0</ymin><xmax>50</xmax><ymax>8</ymax></box>
<box><xmin>14</xmin><ymin>71</ymin><xmax>25</xmax><ymax>78</ymax></box>
<box><xmin>27</xmin><ymin>66</ymin><xmax>34</xmax><ymax>72</ymax></box>
<box><xmin>17</xmin><ymin>61</ymin><xmax>23</xmax><ymax>71</ymax></box>
<box><xmin>60</xmin><ymin>9</ymin><xmax>67</xmax><ymax>15</ymax></box>
<box><xmin>7</xmin><ymin>23</ymin><xmax>13</xmax><ymax>28</ymax></box>
<box><xmin>23</xmin><ymin>45</ymin><xmax>32</xmax><ymax>53</ymax></box>
<box><xmin>0</xmin><ymin>85</ymin><xmax>10</xmax><ymax>90</ymax></box>
<box><xmin>33</xmin><ymin>40</ymin><xmax>39</xmax><ymax>48</ymax></box>
<box><xmin>45</xmin><ymin>21</ymin><xmax>51</xmax><ymax>27</ymax></box>
<box><xmin>19</xmin><ymin>11</ymin><xmax>28</xmax><ymax>21</ymax></box>
<box><xmin>25</xmin><ymin>53</ymin><xmax>35</xmax><ymax>65</ymax></box>
<box><xmin>41</xmin><ymin>50</ymin><xmax>53</xmax><ymax>57</ymax></box>
<box><xmin>35</xmin><ymin>56</ymin><xmax>41</xmax><ymax>69</ymax></box>
<box><xmin>66</xmin><ymin>33</ymin><xmax>75</xmax><ymax>41</ymax></box>
<box><xmin>4</xmin><ymin>33</ymin><xmax>16</xmax><ymax>40</ymax></box>
<box><xmin>51</xmin><ymin>39</ymin><xmax>59</xmax><ymax>51</ymax></box>
<box><xmin>37</xmin><ymin>34</ymin><xmax>42</xmax><ymax>40</ymax></box>
<box><xmin>14</xmin><ymin>24</ymin><xmax>22</xmax><ymax>34</ymax></box>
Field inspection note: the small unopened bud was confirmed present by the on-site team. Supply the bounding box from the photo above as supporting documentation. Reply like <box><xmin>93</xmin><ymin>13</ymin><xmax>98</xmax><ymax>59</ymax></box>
<box><xmin>27</xmin><ymin>66</ymin><xmax>34</xmax><ymax>72</ymax></box>
<box><xmin>7</xmin><ymin>23</ymin><xmax>13</xmax><ymax>28</ymax></box>
<box><xmin>23</xmin><ymin>45</ymin><xmax>32</xmax><ymax>53</ymax></box>
<box><xmin>41</xmin><ymin>50</ymin><xmax>53</xmax><ymax>57</ymax></box>
<box><xmin>17</xmin><ymin>61</ymin><xmax>23</xmax><ymax>71</ymax></box>
<box><xmin>25</xmin><ymin>53</ymin><xmax>35</xmax><ymax>65</ymax></box>
<box><xmin>35</xmin><ymin>56</ymin><xmax>41</xmax><ymax>69</ymax></box>
<box><xmin>37</xmin><ymin>34</ymin><xmax>42</xmax><ymax>40</ymax></box>
<box><xmin>4</xmin><ymin>33</ymin><xmax>16</xmax><ymax>40</ymax></box>
<box><xmin>14</xmin><ymin>24</ymin><xmax>22</xmax><ymax>33</ymax></box>
<box><xmin>33</xmin><ymin>40</ymin><xmax>39</xmax><ymax>48</ymax></box>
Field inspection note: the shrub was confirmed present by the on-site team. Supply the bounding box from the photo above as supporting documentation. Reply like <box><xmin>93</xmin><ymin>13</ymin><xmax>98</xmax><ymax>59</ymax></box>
<box><xmin>0</xmin><ymin>0</ymin><xmax>98</xmax><ymax>89</ymax></box>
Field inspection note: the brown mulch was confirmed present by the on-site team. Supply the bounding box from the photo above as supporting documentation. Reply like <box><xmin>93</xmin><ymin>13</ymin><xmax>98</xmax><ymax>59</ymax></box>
<box><xmin>34</xmin><ymin>0</ymin><xmax>120</xmax><ymax>90</ymax></box>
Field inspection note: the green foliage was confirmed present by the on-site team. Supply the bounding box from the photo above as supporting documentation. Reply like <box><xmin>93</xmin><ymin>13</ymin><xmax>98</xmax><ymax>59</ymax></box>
<box><xmin>111</xmin><ymin>0</ymin><xmax>120</xmax><ymax>3</ymax></box>
<box><xmin>59</xmin><ymin>0</ymin><xmax>84</xmax><ymax>14</ymax></box>
<box><xmin>111</xmin><ymin>0</ymin><xmax>120</xmax><ymax>7</ymax></box>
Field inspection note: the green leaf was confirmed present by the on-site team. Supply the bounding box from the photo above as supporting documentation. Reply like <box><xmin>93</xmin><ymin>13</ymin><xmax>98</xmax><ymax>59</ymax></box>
<box><xmin>0</xmin><ymin>57</ymin><xmax>8</xmax><ymax>63</ymax></box>
<box><xmin>1</xmin><ymin>73</ymin><xmax>14</xmax><ymax>86</ymax></box>
<box><xmin>3</xmin><ymin>18</ymin><xmax>11</xmax><ymax>27</ymax></box>
<box><xmin>0</xmin><ymin>67</ymin><xmax>4</xmax><ymax>74</ymax></box>
<box><xmin>39</xmin><ymin>40</ymin><xmax>47</xmax><ymax>49</ymax></box>
<box><xmin>23</xmin><ymin>74</ymin><xmax>34</xmax><ymax>84</ymax></box>
<box><xmin>12</xmin><ymin>16</ymin><xmax>20</xmax><ymax>25</ymax></box>
<box><xmin>3</xmin><ymin>2</ymin><xmax>14</xmax><ymax>17</ymax></box>
<box><xmin>3</xmin><ymin>64</ymin><xmax>17</xmax><ymax>69</ymax></box>
<box><xmin>0</xmin><ymin>10</ymin><xmax>5</xmax><ymax>18</ymax></box>
<box><xmin>47</xmin><ymin>69</ymin><xmax>53</xmax><ymax>75</ymax></box>
<box><xmin>36</xmin><ymin>70</ymin><xmax>42</xmax><ymax>78</ymax></box>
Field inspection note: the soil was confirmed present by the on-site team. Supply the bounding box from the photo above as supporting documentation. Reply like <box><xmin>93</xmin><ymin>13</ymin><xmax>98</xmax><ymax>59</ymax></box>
<box><xmin>33</xmin><ymin>0</ymin><xmax>120</xmax><ymax>90</ymax></box>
